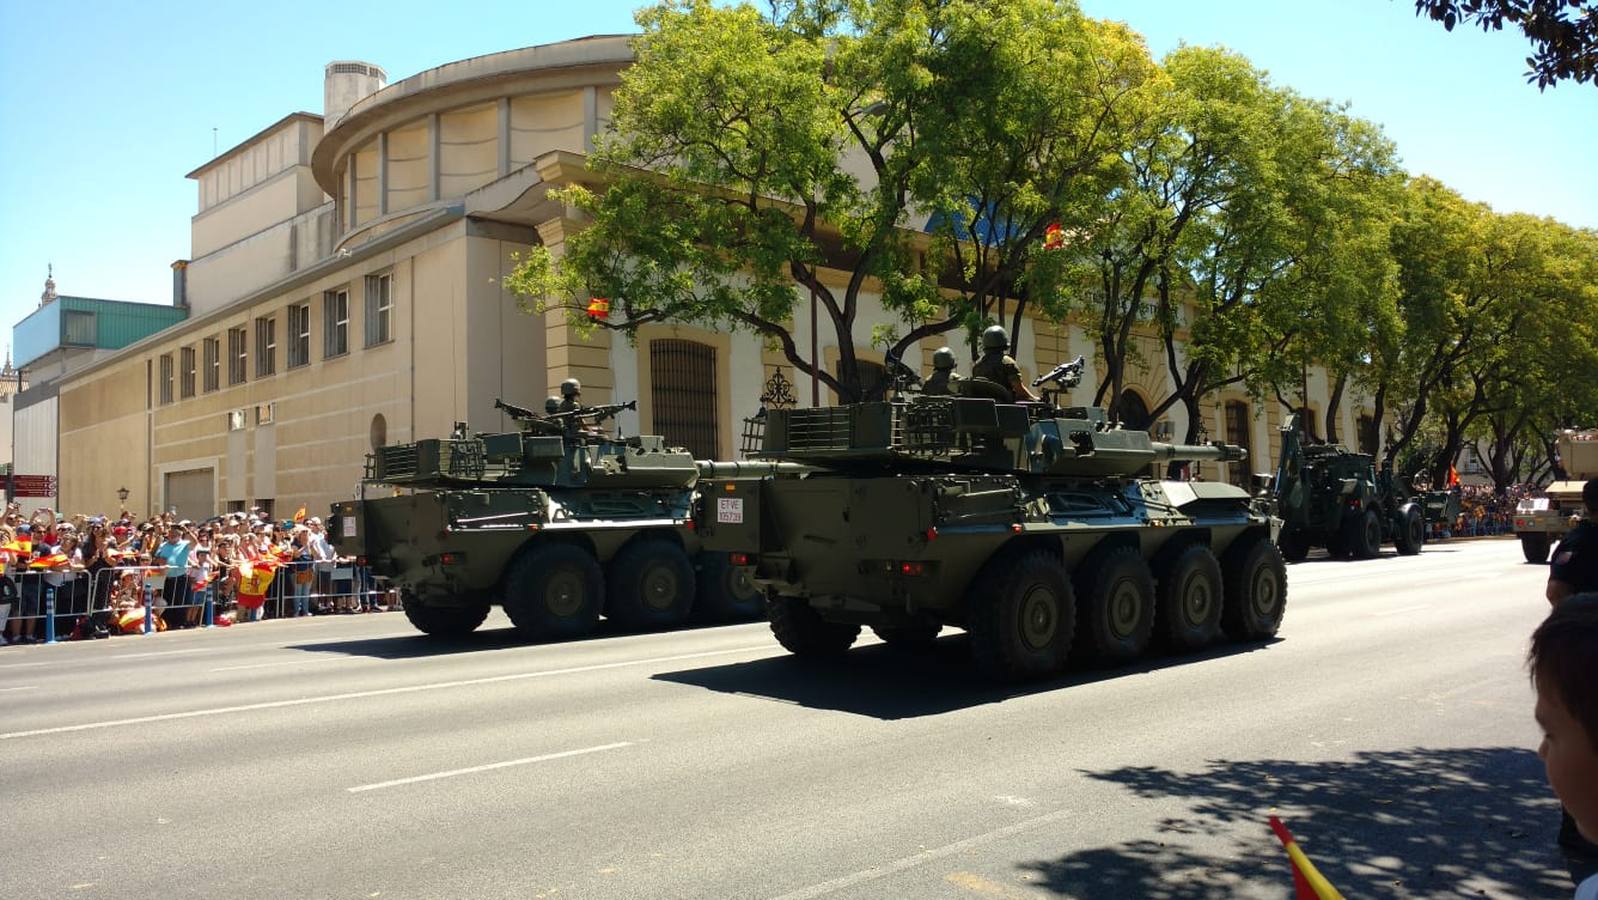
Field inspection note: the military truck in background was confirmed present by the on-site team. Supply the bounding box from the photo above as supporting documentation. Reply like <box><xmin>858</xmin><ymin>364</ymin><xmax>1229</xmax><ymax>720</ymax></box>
<box><xmin>1270</xmin><ymin>416</ymin><xmax>1426</xmax><ymax>561</ymax></box>
<box><xmin>694</xmin><ymin>358</ymin><xmax>1285</xmax><ymax>683</ymax></box>
<box><xmin>329</xmin><ymin>398</ymin><xmax>777</xmax><ymax>640</ymax></box>
<box><xmin>1514</xmin><ymin>428</ymin><xmax>1598</xmax><ymax>563</ymax></box>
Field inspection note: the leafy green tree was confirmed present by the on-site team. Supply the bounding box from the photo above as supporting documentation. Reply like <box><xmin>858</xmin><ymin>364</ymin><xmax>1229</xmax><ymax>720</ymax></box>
<box><xmin>506</xmin><ymin>0</ymin><xmax>1156</xmax><ymax>401</ymax></box>
<box><xmin>1414</xmin><ymin>0</ymin><xmax>1598</xmax><ymax>88</ymax></box>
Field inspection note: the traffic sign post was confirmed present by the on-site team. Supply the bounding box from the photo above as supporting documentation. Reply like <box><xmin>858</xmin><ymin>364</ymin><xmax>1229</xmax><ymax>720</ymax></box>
<box><xmin>10</xmin><ymin>475</ymin><xmax>57</xmax><ymax>498</ymax></box>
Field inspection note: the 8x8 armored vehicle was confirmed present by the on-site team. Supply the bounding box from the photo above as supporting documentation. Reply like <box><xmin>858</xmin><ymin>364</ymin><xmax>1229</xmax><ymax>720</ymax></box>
<box><xmin>695</xmin><ymin>361</ymin><xmax>1286</xmax><ymax>682</ymax></box>
<box><xmin>330</xmin><ymin>398</ymin><xmax>782</xmax><ymax>640</ymax></box>
<box><xmin>1271</xmin><ymin>417</ymin><xmax>1427</xmax><ymax>561</ymax></box>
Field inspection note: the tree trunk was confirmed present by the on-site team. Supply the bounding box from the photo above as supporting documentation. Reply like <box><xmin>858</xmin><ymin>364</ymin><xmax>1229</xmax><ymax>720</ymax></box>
<box><xmin>1324</xmin><ymin>372</ymin><xmax>1347</xmax><ymax>445</ymax></box>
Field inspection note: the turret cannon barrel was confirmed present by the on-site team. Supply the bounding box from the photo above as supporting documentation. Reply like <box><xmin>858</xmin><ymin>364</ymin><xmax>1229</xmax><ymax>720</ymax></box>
<box><xmin>1151</xmin><ymin>441</ymin><xmax>1247</xmax><ymax>463</ymax></box>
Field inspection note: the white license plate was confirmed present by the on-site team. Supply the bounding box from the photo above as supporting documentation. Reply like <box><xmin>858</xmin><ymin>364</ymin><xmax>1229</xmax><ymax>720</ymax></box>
<box><xmin>716</xmin><ymin>497</ymin><xmax>744</xmax><ymax>524</ymax></box>
<box><xmin>342</xmin><ymin>515</ymin><xmax>357</xmax><ymax>537</ymax></box>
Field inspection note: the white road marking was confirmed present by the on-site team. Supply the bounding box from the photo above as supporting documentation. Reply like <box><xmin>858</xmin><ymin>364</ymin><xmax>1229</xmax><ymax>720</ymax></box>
<box><xmin>1372</xmin><ymin>604</ymin><xmax>1433</xmax><ymax>617</ymax></box>
<box><xmin>766</xmin><ymin>807</ymin><xmax>1076</xmax><ymax>900</ymax></box>
<box><xmin>347</xmin><ymin>741</ymin><xmax>634</xmax><ymax>793</ymax></box>
<box><xmin>0</xmin><ymin>661</ymin><xmax>53</xmax><ymax>669</ymax></box>
<box><xmin>110</xmin><ymin>647</ymin><xmax>220</xmax><ymax>660</ymax></box>
<box><xmin>0</xmin><ymin>644</ymin><xmax>772</xmax><ymax>740</ymax></box>
<box><xmin>210</xmin><ymin>657</ymin><xmax>372</xmax><ymax>673</ymax></box>
<box><xmin>0</xmin><ymin>685</ymin><xmax>39</xmax><ymax>692</ymax></box>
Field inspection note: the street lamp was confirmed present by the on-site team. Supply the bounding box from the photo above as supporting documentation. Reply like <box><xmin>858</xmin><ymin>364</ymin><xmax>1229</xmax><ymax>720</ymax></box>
<box><xmin>117</xmin><ymin>486</ymin><xmax>130</xmax><ymax>511</ymax></box>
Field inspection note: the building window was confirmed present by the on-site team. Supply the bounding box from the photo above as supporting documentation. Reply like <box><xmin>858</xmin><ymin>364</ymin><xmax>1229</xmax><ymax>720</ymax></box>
<box><xmin>63</xmin><ymin>310</ymin><xmax>97</xmax><ymax>345</ymax></box>
<box><xmin>179</xmin><ymin>346</ymin><xmax>197</xmax><ymax>399</ymax></box>
<box><xmin>255</xmin><ymin>316</ymin><xmax>276</xmax><ymax>377</ymax></box>
<box><xmin>833</xmin><ymin>359</ymin><xmax>889</xmax><ymax>402</ymax></box>
<box><xmin>203</xmin><ymin>337</ymin><xmax>220</xmax><ymax>392</ymax></box>
<box><xmin>1298</xmin><ymin>407</ymin><xmax>1320</xmax><ymax>441</ymax></box>
<box><xmin>324</xmin><ymin>288</ymin><xmax>349</xmax><ymax>358</ymax></box>
<box><xmin>256</xmin><ymin>402</ymin><xmax>275</xmax><ymax>425</ymax></box>
<box><xmin>364</xmin><ymin>272</ymin><xmax>392</xmax><ymax>346</ymax></box>
<box><xmin>287</xmin><ymin>302</ymin><xmax>311</xmax><ymax>368</ymax></box>
<box><xmin>649</xmin><ymin>339</ymin><xmax>718</xmax><ymax>459</ymax></box>
<box><xmin>1224</xmin><ymin>401</ymin><xmax>1253</xmax><ymax>489</ymax></box>
<box><xmin>159</xmin><ymin>354</ymin><xmax>174</xmax><ymax>405</ymax></box>
<box><xmin>227</xmin><ymin>410</ymin><xmax>246</xmax><ymax>431</ymax></box>
<box><xmin>228</xmin><ymin>327</ymin><xmax>247</xmax><ymax>385</ymax></box>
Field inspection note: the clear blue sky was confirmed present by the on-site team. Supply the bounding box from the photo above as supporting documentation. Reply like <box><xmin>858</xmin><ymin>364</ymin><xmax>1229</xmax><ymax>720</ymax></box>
<box><xmin>2</xmin><ymin>0</ymin><xmax>1594</xmax><ymax>339</ymax></box>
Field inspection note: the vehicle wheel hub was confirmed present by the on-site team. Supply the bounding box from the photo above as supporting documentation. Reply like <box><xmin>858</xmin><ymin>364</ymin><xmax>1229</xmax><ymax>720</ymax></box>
<box><xmin>1018</xmin><ymin>584</ymin><xmax>1057</xmax><ymax>651</ymax></box>
<box><xmin>1183</xmin><ymin>575</ymin><xmax>1213</xmax><ymax>626</ymax></box>
<box><xmin>642</xmin><ymin>563</ymin><xmax>680</xmax><ymax>611</ymax></box>
<box><xmin>545</xmin><ymin>569</ymin><xmax>585</xmax><ymax>617</ymax></box>
<box><xmin>1109</xmin><ymin>579</ymin><xmax>1142</xmax><ymax>638</ymax></box>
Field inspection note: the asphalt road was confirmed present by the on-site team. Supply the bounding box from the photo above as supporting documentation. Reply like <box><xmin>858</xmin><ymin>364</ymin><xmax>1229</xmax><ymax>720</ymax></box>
<box><xmin>0</xmin><ymin>537</ymin><xmax>1571</xmax><ymax>899</ymax></box>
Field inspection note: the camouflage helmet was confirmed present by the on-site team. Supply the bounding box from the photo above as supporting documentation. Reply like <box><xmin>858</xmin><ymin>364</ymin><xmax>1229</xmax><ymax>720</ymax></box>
<box><xmin>981</xmin><ymin>325</ymin><xmax>1009</xmax><ymax>352</ymax></box>
<box><xmin>544</xmin><ymin>397</ymin><xmax>561</xmax><ymax>415</ymax></box>
<box><xmin>932</xmin><ymin>347</ymin><xmax>957</xmax><ymax>370</ymax></box>
<box><xmin>560</xmin><ymin>377</ymin><xmax>582</xmax><ymax>398</ymax></box>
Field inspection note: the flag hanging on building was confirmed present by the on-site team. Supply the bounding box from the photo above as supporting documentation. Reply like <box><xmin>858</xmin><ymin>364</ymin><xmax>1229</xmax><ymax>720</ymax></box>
<box><xmin>1268</xmin><ymin>816</ymin><xmax>1344</xmax><ymax>900</ymax></box>
<box><xmin>586</xmin><ymin>297</ymin><xmax>611</xmax><ymax>320</ymax></box>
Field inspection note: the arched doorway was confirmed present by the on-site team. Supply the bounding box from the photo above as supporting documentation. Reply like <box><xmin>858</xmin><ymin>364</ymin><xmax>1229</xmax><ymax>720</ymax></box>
<box><xmin>1118</xmin><ymin>389</ymin><xmax>1152</xmax><ymax>432</ymax></box>
<box><xmin>649</xmin><ymin>338</ymin><xmax>719</xmax><ymax>459</ymax></box>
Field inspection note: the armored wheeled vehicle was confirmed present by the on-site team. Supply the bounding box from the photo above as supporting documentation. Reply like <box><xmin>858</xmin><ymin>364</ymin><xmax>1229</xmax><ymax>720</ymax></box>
<box><xmin>1515</xmin><ymin>428</ymin><xmax>1598</xmax><ymax>562</ymax></box>
<box><xmin>329</xmin><ymin>398</ymin><xmax>774</xmax><ymax>640</ymax></box>
<box><xmin>1271</xmin><ymin>417</ymin><xmax>1425</xmax><ymax>561</ymax></box>
<box><xmin>694</xmin><ymin>358</ymin><xmax>1285</xmax><ymax>682</ymax></box>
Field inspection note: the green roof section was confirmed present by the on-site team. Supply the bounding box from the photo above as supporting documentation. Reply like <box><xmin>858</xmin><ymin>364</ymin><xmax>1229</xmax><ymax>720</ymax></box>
<box><xmin>13</xmin><ymin>296</ymin><xmax>187</xmax><ymax>369</ymax></box>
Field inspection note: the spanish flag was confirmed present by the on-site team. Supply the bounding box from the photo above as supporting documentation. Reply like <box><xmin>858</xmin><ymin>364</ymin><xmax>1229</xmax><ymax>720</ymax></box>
<box><xmin>3</xmin><ymin>538</ymin><xmax>32</xmax><ymax>556</ymax></box>
<box><xmin>586</xmin><ymin>297</ymin><xmax>611</xmax><ymax>321</ymax></box>
<box><xmin>293</xmin><ymin>506</ymin><xmax>307</xmax><ymax>523</ymax></box>
<box><xmin>1042</xmin><ymin>222</ymin><xmax>1065</xmax><ymax>251</ymax></box>
<box><xmin>28</xmin><ymin>552</ymin><xmax>69</xmax><ymax>570</ymax></box>
<box><xmin>1268</xmin><ymin>816</ymin><xmax>1344</xmax><ymax>900</ymax></box>
<box><xmin>236</xmin><ymin>559</ymin><xmax>278</xmax><ymax>610</ymax></box>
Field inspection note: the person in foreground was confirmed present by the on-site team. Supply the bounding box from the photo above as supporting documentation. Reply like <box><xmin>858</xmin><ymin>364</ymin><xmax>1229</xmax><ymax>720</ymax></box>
<box><xmin>1530</xmin><ymin>593</ymin><xmax>1598</xmax><ymax>896</ymax></box>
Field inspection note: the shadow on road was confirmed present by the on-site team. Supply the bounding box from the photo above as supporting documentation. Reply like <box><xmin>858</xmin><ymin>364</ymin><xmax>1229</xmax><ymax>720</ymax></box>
<box><xmin>650</xmin><ymin>635</ymin><xmax>1279</xmax><ymax>720</ymax></box>
<box><xmin>1019</xmin><ymin>746</ymin><xmax>1566</xmax><ymax>899</ymax></box>
<box><xmin>284</xmin><ymin>618</ymin><xmax>761</xmax><ymax>660</ymax></box>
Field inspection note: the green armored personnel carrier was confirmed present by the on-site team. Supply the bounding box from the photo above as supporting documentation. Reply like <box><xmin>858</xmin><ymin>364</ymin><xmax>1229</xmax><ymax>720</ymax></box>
<box><xmin>694</xmin><ymin>358</ymin><xmax>1285</xmax><ymax>682</ymax></box>
<box><xmin>329</xmin><ymin>397</ymin><xmax>775</xmax><ymax>640</ymax></box>
<box><xmin>1271</xmin><ymin>417</ymin><xmax>1426</xmax><ymax>561</ymax></box>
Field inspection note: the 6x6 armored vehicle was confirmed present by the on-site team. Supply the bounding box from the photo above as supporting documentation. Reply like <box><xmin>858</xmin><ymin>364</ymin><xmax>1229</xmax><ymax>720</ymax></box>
<box><xmin>694</xmin><ymin>360</ymin><xmax>1285</xmax><ymax>682</ymax></box>
<box><xmin>1514</xmin><ymin>428</ymin><xmax>1598</xmax><ymax>563</ymax></box>
<box><xmin>1271</xmin><ymin>417</ymin><xmax>1426</xmax><ymax>561</ymax></box>
<box><xmin>329</xmin><ymin>398</ymin><xmax>771</xmax><ymax>640</ymax></box>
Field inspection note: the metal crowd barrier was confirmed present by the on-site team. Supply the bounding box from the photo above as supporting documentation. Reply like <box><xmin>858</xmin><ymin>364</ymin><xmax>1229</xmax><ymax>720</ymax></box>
<box><xmin>0</xmin><ymin>561</ymin><xmax>391</xmax><ymax>646</ymax></box>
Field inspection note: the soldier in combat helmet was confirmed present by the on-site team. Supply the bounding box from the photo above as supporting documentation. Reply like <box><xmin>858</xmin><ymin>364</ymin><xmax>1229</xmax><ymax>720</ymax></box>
<box><xmin>923</xmin><ymin>347</ymin><xmax>964</xmax><ymax>396</ymax></box>
<box><xmin>557</xmin><ymin>378</ymin><xmax>583</xmax><ymax>414</ymax></box>
<box><xmin>544</xmin><ymin>397</ymin><xmax>561</xmax><ymax>416</ymax></box>
<box><xmin>971</xmin><ymin>325</ymin><xmax>1040</xmax><ymax>403</ymax></box>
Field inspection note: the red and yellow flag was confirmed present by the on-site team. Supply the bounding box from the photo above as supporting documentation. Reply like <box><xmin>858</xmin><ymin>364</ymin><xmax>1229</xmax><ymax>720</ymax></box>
<box><xmin>293</xmin><ymin>506</ymin><xmax>308</xmax><ymax>523</ymax></box>
<box><xmin>236</xmin><ymin>560</ymin><xmax>277</xmax><ymax>610</ymax></box>
<box><xmin>3</xmin><ymin>538</ymin><xmax>33</xmax><ymax>556</ymax></box>
<box><xmin>586</xmin><ymin>297</ymin><xmax>611</xmax><ymax>321</ymax></box>
<box><xmin>1268</xmin><ymin>816</ymin><xmax>1344</xmax><ymax>900</ymax></box>
<box><xmin>1042</xmin><ymin>222</ymin><xmax>1065</xmax><ymax>251</ymax></box>
<box><xmin>28</xmin><ymin>552</ymin><xmax>69</xmax><ymax>570</ymax></box>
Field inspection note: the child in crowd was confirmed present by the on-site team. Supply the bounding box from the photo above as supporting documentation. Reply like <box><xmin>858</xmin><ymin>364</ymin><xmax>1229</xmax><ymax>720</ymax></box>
<box><xmin>1531</xmin><ymin>593</ymin><xmax>1598</xmax><ymax>897</ymax></box>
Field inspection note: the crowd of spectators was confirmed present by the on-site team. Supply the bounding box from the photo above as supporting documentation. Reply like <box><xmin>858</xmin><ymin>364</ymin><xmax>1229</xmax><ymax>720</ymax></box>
<box><xmin>0</xmin><ymin>503</ymin><xmax>386</xmax><ymax>645</ymax></box>
<box><xmin>1442</xmin><ymin>483</ymin><xmax>1540</xmax><ymax>538</ymax></box>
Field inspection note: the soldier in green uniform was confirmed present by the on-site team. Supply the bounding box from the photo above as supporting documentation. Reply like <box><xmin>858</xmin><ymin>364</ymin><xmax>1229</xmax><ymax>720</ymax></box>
<box><xmin>970</xmin><ymin>326</ymin><xmax>1040</xmax><ymax>402</ymax></box>
<box><xmin>557</xmin><ymin>378</ymin><xmax>583</xmax><ymax>415</ymax></box>
<box><xmin>923</xmin><ymin>347</ymin><xmax>963</xmax><ymax>396</ymax></box>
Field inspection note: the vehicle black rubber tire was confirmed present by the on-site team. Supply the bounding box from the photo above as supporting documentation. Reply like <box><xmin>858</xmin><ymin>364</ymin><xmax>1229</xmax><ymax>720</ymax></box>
<box><xmin>401</xmin><ymin>600</ymin><xmax>490</xmax><ymax>637</ymax></box>
<box><xmin>967</xmin><ymin>549</ymin><xmax>1075</xmax><ymax>682</ymax></box>
<box><xmin>502</xmin><ymin>542</ymin><xmax>603</xmax><ymax>640</ymax></box>
<box><xmin>1521</xmin><ymin>532</ymin><xmax>1551</xmax><ymax>564</ymax></box>
<box><xmin>1154</xmin><ymin>543</ymin><xmax>1224</xmax><ymax>652</ymax></box>
<box><xmin>605</xmin><ymin>539</ymin><xmax>696</xmax><ymax>630</ymax></box>
<box><xmin>1221</xmin><ymin>536</ymin><xmax>1288</xmax><ymax>641</ymax></box>
<box><xmin>693</xmin><ymin>551</ymin><xmax>764</xmax><ymax>622</ymax></box>
<box><xmin>1073</xmin><ymin>545</ymin><xmax>1157</xmax><ymax>665</ymax></box>
<box><xmin>1345</xmin><ymin>508</ymin><xmax>1382</xmax><ymax>560</ymax></box>
<box><xmin>871</xmin><ymin>622</ymin><xmax>943</xmax><ymax>647</ymax></box>
<box><xmin>1394</xmin><ymin>507</ymin><xmax>1424</xmax><ymax>556</ymax></box>
<box><xmin>1277</xmin><ymin>530</ymin><xmax>1311</xmax><ymax>563</ymax></box>
<box><xmin>767</xmin><ymin>593</ymin><xmax>859</xmax><ymax>656</ymax></box>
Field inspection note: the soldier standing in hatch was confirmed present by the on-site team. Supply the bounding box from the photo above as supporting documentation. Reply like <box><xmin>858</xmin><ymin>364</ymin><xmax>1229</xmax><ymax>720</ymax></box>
<box><xmin>557</xmin><ymin>378</ymin><xmax>584</xmax><ymax>414</ymax></box>
<box><xmin>971</xmin><ymin>326</ymin><xmax>1040</xmax><ymax>403</ymax></box>
<box><xmin>922</xmin><ymin>347</ymin><xmax>963</xmax><ymax>396</ymax></box>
